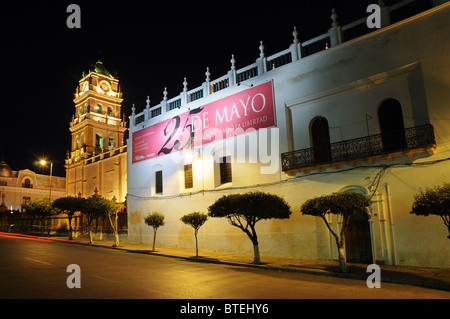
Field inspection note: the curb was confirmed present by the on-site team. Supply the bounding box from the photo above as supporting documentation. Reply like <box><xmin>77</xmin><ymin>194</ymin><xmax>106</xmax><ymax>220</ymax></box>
<box><xmin>66</xmin><ymin>239</ymin><xmax>450</xmax><ymax>292</ymax></box>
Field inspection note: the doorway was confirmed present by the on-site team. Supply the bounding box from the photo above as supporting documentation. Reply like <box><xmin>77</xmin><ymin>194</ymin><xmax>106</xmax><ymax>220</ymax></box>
<box><xmin>345</xmin><ymin>210</ymin><xmax>373</xmax><ymax>264</ymax></box>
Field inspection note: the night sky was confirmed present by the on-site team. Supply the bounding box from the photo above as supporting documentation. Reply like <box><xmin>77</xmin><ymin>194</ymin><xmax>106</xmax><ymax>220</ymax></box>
<box><xmin>1</xmin><ymin>0</ymin><xmax>378</xmax><ymax>177</ymax></box>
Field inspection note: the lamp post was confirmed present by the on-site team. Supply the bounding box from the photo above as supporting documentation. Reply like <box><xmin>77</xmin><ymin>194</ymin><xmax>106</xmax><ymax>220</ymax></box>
<box><xmin>40</xmin><ymin>160</ymin><xmax>53</xmax><ymax>200</ymax></box>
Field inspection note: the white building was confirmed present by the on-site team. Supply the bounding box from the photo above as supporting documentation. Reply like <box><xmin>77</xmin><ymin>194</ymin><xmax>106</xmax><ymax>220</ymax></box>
<box><xmin>0</xmin><ymin>161</ymin><xmax>66</xmax><ymax>212</ymax></box>
<box><xmin>127</xmin><ymin>1</ymin><xmax>450</xmax><ymax>268</ymax></box>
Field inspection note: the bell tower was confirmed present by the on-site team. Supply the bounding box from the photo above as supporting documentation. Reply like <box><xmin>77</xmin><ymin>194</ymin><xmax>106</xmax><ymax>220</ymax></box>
<box><xmin>67</xmin><ymin>61</ymin><xmax>126</xmax><ymax>163</ymax></box>
<box><xmin>65</xmin><ymin>61</ymin><xmax>128</xmax><ymax>200</ymax></box>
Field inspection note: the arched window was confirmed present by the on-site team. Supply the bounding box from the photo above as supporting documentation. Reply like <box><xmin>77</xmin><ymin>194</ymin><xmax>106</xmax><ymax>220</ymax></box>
<box><xmin>22</xmin><ymin>178</ymin><xmax>32</xmax><ymax>188</ymax></box>
<box><xmin>95</xmin><ymin>104</ymin><xmax>102</xmax><ymax>114</ymax></box>
<box><xmin>378</xmin><ymin>98</ymin><xmax>407</xmax><ymax>152</ymax></box>
<box><xmin>310</xmin><ymin>116</ymin><xmax>332</xmax><ymax>164</ymax></box>
<box><xmin>107</xmin><ymin>107</ymin><xmax>114</xmax><ymax>117</ymax></box>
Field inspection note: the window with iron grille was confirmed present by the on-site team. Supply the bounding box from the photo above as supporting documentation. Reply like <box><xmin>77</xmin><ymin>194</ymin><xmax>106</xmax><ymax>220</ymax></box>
<box><xmin>219</xmin><ymin>156</ymin><xmax>232</xmax><ymax>184</ymax></box>
<box><xmin>155</xmin><ymin>170</ymin><xmax>163</xmax><ymax>194</ymax></box>
<box><xmin>184</xmin><ymin>164</ymin><xmax>193</xmax><ymax>189</ymax></box>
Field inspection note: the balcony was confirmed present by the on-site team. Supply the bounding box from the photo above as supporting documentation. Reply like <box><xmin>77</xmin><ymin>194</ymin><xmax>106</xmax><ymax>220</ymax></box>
<box><xmin>281</xmin><ymin>124</ymin><xmax>436</xmax><ymax>173</ymax></box>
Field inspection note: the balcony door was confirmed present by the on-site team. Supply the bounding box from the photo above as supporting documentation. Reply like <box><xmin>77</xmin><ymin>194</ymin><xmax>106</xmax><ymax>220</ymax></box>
<box><xmin>378</xmin><ymin>99</ymin><xmax>407</xmax><ymax>152</ymax></box>
<box><xmin>311</xmin><ymin>116</ymin><xmax>332</xmax><ymax>164</ymax></box>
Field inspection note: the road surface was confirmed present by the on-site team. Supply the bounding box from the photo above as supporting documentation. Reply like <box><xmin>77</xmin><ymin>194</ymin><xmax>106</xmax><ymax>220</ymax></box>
<box><xmin>1</xmin><ymin>233</ymin><xmax>449</xmax><ymax>300</ymax></box>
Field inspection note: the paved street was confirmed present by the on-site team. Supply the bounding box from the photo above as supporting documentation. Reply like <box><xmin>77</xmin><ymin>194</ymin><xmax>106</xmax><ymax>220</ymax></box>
<box><xmin>1</xmin><ymin>234</ymin><xmax>449</xmax><ymax>300</ymax></box>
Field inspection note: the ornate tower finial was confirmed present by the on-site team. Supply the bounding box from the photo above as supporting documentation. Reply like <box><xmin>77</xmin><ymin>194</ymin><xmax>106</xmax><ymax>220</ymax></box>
<box><xmin>205</xmin><ymin>67</ymin><xmax>211</xmax><ymax>82</ymax></box>
<box><xmin>230</xmin><ymin>54</ymin><xmax>236</xmax><ymax>71</ymax></box>
<box><xmin>331</xmin><ymin>8</ymin><xmax>339</xmax><ymax>28</ymax></box>
<box><xmin>292</xmin><ymin>26</ymin><xmax>299</xmax><ymax>44</ymax></box>
<box><xmin>259</xmin><ymin>41</ymin><xmax>265</xmax><ymax>58</ymax></box>
<box><xmin>163</xmin><ymin>87</ymin><xmax>168</xmax><ymax>101</ymax></box>
<box><xmin>146</xmin><ymin>96</ymin><xmax>150</xmax><ymax>108</ymax></box>
<box><xmin>183</xmin><ymin>77</ymin><xmax>188</xmax><ymax>92</ymax></box>
<box><xmin>131</xmin><ymin>104</ymin><xmax>136</xmax><ymax>115</ymax></box>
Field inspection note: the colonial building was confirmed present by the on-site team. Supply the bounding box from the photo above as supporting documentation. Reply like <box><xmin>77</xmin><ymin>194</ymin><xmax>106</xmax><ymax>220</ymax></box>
<box><xmin>0</xmin><ymin>161</ymin><xmax>66</xmax><ymax>213</ymax></box>
<box><xmin>65</xmin><ymin>61</ymin><xmax>127</xmax><ymax>203</ymax></box>
<box><xmin>127</xmin><ymin>1</ymin><xmax>450</xmax><ymax>268</ymax></box>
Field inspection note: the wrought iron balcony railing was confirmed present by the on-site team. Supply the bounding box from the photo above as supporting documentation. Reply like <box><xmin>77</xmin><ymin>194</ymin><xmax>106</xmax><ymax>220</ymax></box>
<box><xmin>281</xmin><ymin>124</ymin><xmax>436</xmax><ymax>172</ymax></box>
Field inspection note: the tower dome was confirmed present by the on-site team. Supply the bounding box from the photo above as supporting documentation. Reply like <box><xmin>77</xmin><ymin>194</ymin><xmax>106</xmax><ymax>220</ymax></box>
<box><xmin>92</xmin><ymin>60</ymin><xmax>113</xmax><ymax>78</ymax></box>
<box><xmin>0</xmin><ymin>161</ymin><xmax>13</xmax><ymax>177</ymax></box>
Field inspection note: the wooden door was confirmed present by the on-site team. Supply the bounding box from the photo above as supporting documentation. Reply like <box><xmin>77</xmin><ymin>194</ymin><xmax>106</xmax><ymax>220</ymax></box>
<box><xmin>345</xmin><ymin>210</ymin><xmax>373</xmax><ymax>264</ymax></box>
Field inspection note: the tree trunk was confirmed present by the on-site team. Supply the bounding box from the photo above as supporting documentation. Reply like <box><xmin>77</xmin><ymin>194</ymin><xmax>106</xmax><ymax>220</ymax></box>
<box><xmin>68</xmin><ymin>214</ymin><xmax>74</xmax><ymax>240</ymax></box>
<box><xmin>252</xmin><ymin>243</ymin><xmax>261</xmax><ymax>264</ymax></box>
<box><xmin>152</xmin><ymin>228</ymin><xmax>157</xmax><ymax>251</ymax></box>
<box><xmin>194</xmin><ymin>230</ymin><xmax>199</xmax><ymax>258</ymax></box>
<box><xmin>89</xmin><ymin>229</ymin><xmax>94</xmax><ymax>244</ymax></box>
<box><xmin>338</xmin><ymin>246</ymin><xmax>347</xmax><ymax>273</ymax></box>
<box><xmin>108</xmin><ymin>213</ymin><xmax>119</xmax><ymax>247</ymax></box>
<box><xmin>113</xmin><ymin>232</ymin><xmax>119</xmax><ymax>247</ymax></box>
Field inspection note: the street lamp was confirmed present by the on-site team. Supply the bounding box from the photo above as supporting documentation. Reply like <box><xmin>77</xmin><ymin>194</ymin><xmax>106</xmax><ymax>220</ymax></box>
<box><xmin>40</xmin><ymin>160</ymin><xmax>53</xmax><ymax>200</ymax></box>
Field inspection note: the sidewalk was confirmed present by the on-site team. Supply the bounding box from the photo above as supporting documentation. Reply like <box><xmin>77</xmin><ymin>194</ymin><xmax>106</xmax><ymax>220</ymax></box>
<box><xmin>63</xmin><ymin>235</ymin><xmax>450</xmax><ymax>292</ymax></box>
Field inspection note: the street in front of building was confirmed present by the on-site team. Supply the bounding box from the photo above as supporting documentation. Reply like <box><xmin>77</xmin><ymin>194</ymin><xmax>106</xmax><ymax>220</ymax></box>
<box><xmin>1</xmin><ymin>235</ymin><xmax>448</xmax><ymax>300</ymax></box>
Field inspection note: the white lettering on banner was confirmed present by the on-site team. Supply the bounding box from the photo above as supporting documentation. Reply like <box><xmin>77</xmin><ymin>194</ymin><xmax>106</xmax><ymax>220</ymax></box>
<box><xmin>239</xmin><ymin>95</ymin><xmax>251</xmax><ymax>116</ymax></box>
<box><xmin>251</xmin><ymin>93</ymin><xmax>266</xmax><ymax>113</ymax></box>
<box><xmin>215</xmin><ymin>105</ymin><xmax>229</xmax><ymax>125</ymax></box>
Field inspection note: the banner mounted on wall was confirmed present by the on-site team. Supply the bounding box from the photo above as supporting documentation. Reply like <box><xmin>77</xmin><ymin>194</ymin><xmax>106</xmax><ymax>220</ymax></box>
<box><xmin>132</xmin><ymin>81</ymin><xmax>275</xmax><ymax>164</ymax></box>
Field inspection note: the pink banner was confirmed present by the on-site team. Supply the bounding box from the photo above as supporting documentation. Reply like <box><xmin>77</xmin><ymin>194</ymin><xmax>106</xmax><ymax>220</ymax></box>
<box><xmin>132</xmin><ymin>81</ymin><xmax>275</xmax><ymax>163</ymax></box>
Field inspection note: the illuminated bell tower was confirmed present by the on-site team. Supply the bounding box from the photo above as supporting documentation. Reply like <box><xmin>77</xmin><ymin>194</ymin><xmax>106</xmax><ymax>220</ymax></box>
<box><xmin>65</xmin><ymin>61</ymin><xmax>127</xmax><ymax>199</ymax></box>
<box><xmin>67</xmin><ymin>60</ymin><xmax>126</xmax><ymax>163</ymax></box>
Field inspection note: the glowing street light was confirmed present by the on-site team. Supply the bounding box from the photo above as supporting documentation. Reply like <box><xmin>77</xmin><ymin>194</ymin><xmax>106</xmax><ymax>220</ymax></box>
<box><xmin>39</xmin><ymin>159</ymin><xmax>53</xmax><ymax>200</ymax></box>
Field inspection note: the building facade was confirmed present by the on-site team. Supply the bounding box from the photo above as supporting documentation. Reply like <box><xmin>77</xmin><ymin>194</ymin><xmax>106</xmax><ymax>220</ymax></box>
<box><xmin>127</xmin><ymin>1</ymin><xmax>450</xmax><ymax>268</ymax></box>
<box><xmin>0</xmin><ymin>161</ymin><xmax>66</xmax><ymax>213</ymax></box>
<box><xmin>65</xmin><ymin>61</ymin><xmax>127</xmax><ymax>203</ymax></box>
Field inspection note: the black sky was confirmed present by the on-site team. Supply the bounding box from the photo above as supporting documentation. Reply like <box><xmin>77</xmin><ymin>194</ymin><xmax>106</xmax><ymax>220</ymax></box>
<box><xmin>1</xmin><ymin>0</ymin><xmax>379</xmax><ymax>176</ymax></box>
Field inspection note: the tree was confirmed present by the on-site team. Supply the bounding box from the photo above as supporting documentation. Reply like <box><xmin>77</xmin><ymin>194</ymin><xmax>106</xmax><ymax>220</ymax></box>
<box><xmin>109</xmin><ymin>198</ymin><xmax>126</xmax><ymax>247</ymax></box>
<box><xmin>84</xmin><ymin>195</ymin><xmax>114</xmax><ymax>244</ymax></box>
<box><xmin>53</xmin><ymin>196</ymin><xmax>86</xmax><ymax>240</ymax></box>
<box><xmin>208</xmin><ymin>191</ymin><xmax>292</xmax><ymax>264</ymax></box>
<box><xmin>180</xmin><ymin>212</ymin><xmax>208</xmax><ymax>258</ymax></box>
<box><xmin>411</xmin><ymin>183</ymin><xmax>450</xmax><ymax>239</ymax></box>
<box><xmin>300</xmin><ymin>192</ymin><xmax>370</xmax><ymax>272</ymax></box>
<box><xmin>144</xmin><ymin>211</ymin><xmax>165</xmax><ymax>251</ymax></box>
<box><xmin>24</xmin><ymin>198</ymin><xmax>58</xmax><ymax>235</ymax></box>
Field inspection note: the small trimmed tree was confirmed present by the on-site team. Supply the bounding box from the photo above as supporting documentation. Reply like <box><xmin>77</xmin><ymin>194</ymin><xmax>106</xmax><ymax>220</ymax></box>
<box><xmin>180</xmin><ymin>212</ymin><xmax>208</xmax><ymax>258</ymax></box>
<box><xmin>300</xmin><ymin>192</ymin><xmax>370</xmax><ymax>272</ymax></box>
<box><xmin>411</xmin><ymin>183</ymin><xmax>450</xmax><ymax>239</ymax></box>
<box><xmin>144</xmin><ymin>211</ymin><xmax>165</xmax><ymax>251</ymax></box>
<box><xmin>24</xmin><ymin>198</ymin><xmax>58</xmax><ymax>235</ymax></box>
<box><xmin>53</xmin><ymin>196</ymin><xmax>86</xmax><ymax>240</ymax></box>
<box><xmin>84</xmin><ymin>195</ymin><xmax>113</xmax><ymax>244</ymax></box>
<box><xmin>208</xmin><ymin>191</ymin><xmax>291</xmax><ymax>264</ymax></box>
